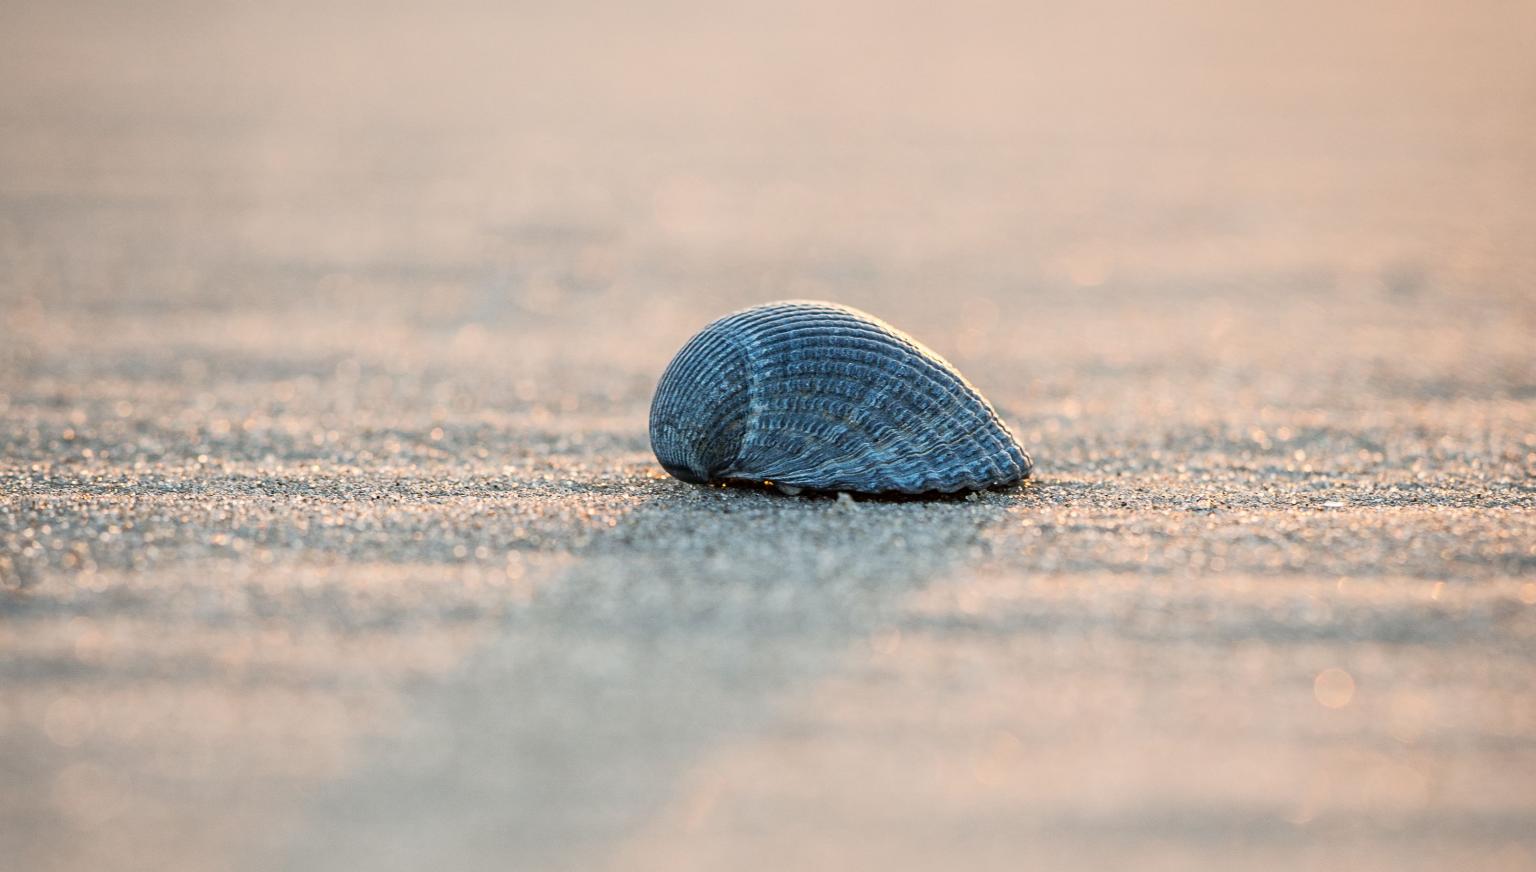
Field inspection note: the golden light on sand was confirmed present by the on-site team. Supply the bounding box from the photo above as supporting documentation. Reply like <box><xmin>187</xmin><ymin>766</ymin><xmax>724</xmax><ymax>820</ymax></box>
<box><xmin>972</xmin><ymin>729</ymin><xmax>1024</xmax><ymax>785</ymax></box>
<box><xmin>868</xmin><ymin>626</ymin><xmax>903</xmax><ymax>657</ymax></box>
<box><xmin>51</xmin><ymin>762</ymin><xmax>126</xmax><ymax>826</ymax></box>
<box><xmin>43</xmin><ymin>696</ymin><xmax>96</xmax><ymax>748</ymax></box>
<box><xmin>3</xmin><ymin>0</ymin><xmax>1535</xmax><ymax>867</ymax></box>
<box><xmin>1055</xmin><ymin>252</ymin><xmax>1113</xmax><ymax>288</ymax></box>
<box><xmin>1313</xmin><ymin>668</ymin><xmax>1356</xmax><ymax>709</ymax></box>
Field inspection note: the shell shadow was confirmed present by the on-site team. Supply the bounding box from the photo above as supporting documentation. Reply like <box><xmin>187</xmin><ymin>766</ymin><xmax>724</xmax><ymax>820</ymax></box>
<box><xmin>276</xmin><ymin>471</ymin><xmax>1028</xmax><ymax>872</ymax></box>
<box><xmin>709</xmin><ymin>477</ymin><xmax>1037</xmax><ymax>504</ymax></box>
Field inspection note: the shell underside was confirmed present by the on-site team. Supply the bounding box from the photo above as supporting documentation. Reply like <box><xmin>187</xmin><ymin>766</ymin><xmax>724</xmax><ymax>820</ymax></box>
<box><xmin>649</xmin><ymin>301</ymin><xmax>1032</xmax><ymax>495</ymax></box>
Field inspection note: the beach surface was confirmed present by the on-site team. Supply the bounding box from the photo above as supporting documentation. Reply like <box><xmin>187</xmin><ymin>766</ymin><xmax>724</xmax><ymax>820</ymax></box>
<box><xmin>3</xmin><ymin>2</ymin><xmax>1535</xmax><ymax>869</ymax></box>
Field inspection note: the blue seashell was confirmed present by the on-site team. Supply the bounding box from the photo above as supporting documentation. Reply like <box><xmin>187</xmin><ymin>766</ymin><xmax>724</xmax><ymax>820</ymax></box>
<box><xmin>649</xmin><ymin>300</ymin><xmax>1032</xmax><ymax>495</ymax></box>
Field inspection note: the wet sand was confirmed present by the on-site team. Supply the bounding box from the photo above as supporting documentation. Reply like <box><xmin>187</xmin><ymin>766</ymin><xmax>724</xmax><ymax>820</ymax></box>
<box><xmin>3</xmin><ymin>2</ymin><xmax>1535</xmax><ymax>869</ymax></box>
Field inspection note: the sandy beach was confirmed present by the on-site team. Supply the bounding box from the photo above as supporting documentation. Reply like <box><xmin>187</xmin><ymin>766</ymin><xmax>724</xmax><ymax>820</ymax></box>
<box><xmin>3</xmin><ymin>1</ymin><xmax>1535</xmax><ymax>869</ymax></box>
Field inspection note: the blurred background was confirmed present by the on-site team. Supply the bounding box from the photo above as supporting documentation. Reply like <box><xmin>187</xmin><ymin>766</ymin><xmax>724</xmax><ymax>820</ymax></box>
<box><xmin>2</xmin><ymin>1</ymin><xmax>1534</xmax><ymax>870</ymax></box>
<box><xmin>4</xmin><ymin>0</ymin><xmax>1532</xmax><ymax>381</ymax></box>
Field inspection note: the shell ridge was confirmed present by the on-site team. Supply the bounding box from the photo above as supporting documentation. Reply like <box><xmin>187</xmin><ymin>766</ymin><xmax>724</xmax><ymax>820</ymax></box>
<box><xmin>732</xmin><ymin>393</ymin><xmax>1000</xmax><ymax>492</ymax></box>
<box><xmin>724</xmin><ymin>306</ymin><xmax>1022</xmax><ymax>490</ymax></box>
<box><xmin>725</xmin><ymin>394</ymin><xmax>884</xmax><ymax>486</ymax></box>
<box><xmin>649</xmin><ymin>323</ymin><xmax>753</xmax><ymax>481</ymax></box>
<box><xmin>650</xmin><ymin>300</ymin><xmax>1030</xmax><ymax>494</ymax></box>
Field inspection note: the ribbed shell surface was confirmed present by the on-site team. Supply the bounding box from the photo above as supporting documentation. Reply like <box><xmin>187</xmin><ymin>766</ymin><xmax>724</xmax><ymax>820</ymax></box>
<box><xmin>649</xmin><ymin>301</ymin><xmax>1032</xmax><ymax>494</ymax></box>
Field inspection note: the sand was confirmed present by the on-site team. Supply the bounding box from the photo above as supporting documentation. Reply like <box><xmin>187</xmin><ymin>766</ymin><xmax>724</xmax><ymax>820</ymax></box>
<box><xmin>2</xmin><ymin>1</ymin><xmax>1535</xmax><ymax>869</ymax></box>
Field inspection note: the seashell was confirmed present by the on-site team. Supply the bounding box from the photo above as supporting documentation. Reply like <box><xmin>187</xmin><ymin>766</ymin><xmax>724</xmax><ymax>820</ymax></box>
<box><xmin>649</xmin><ymin>300</ymin><xmax>1032</xmax><ymax>495</ymax></box>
